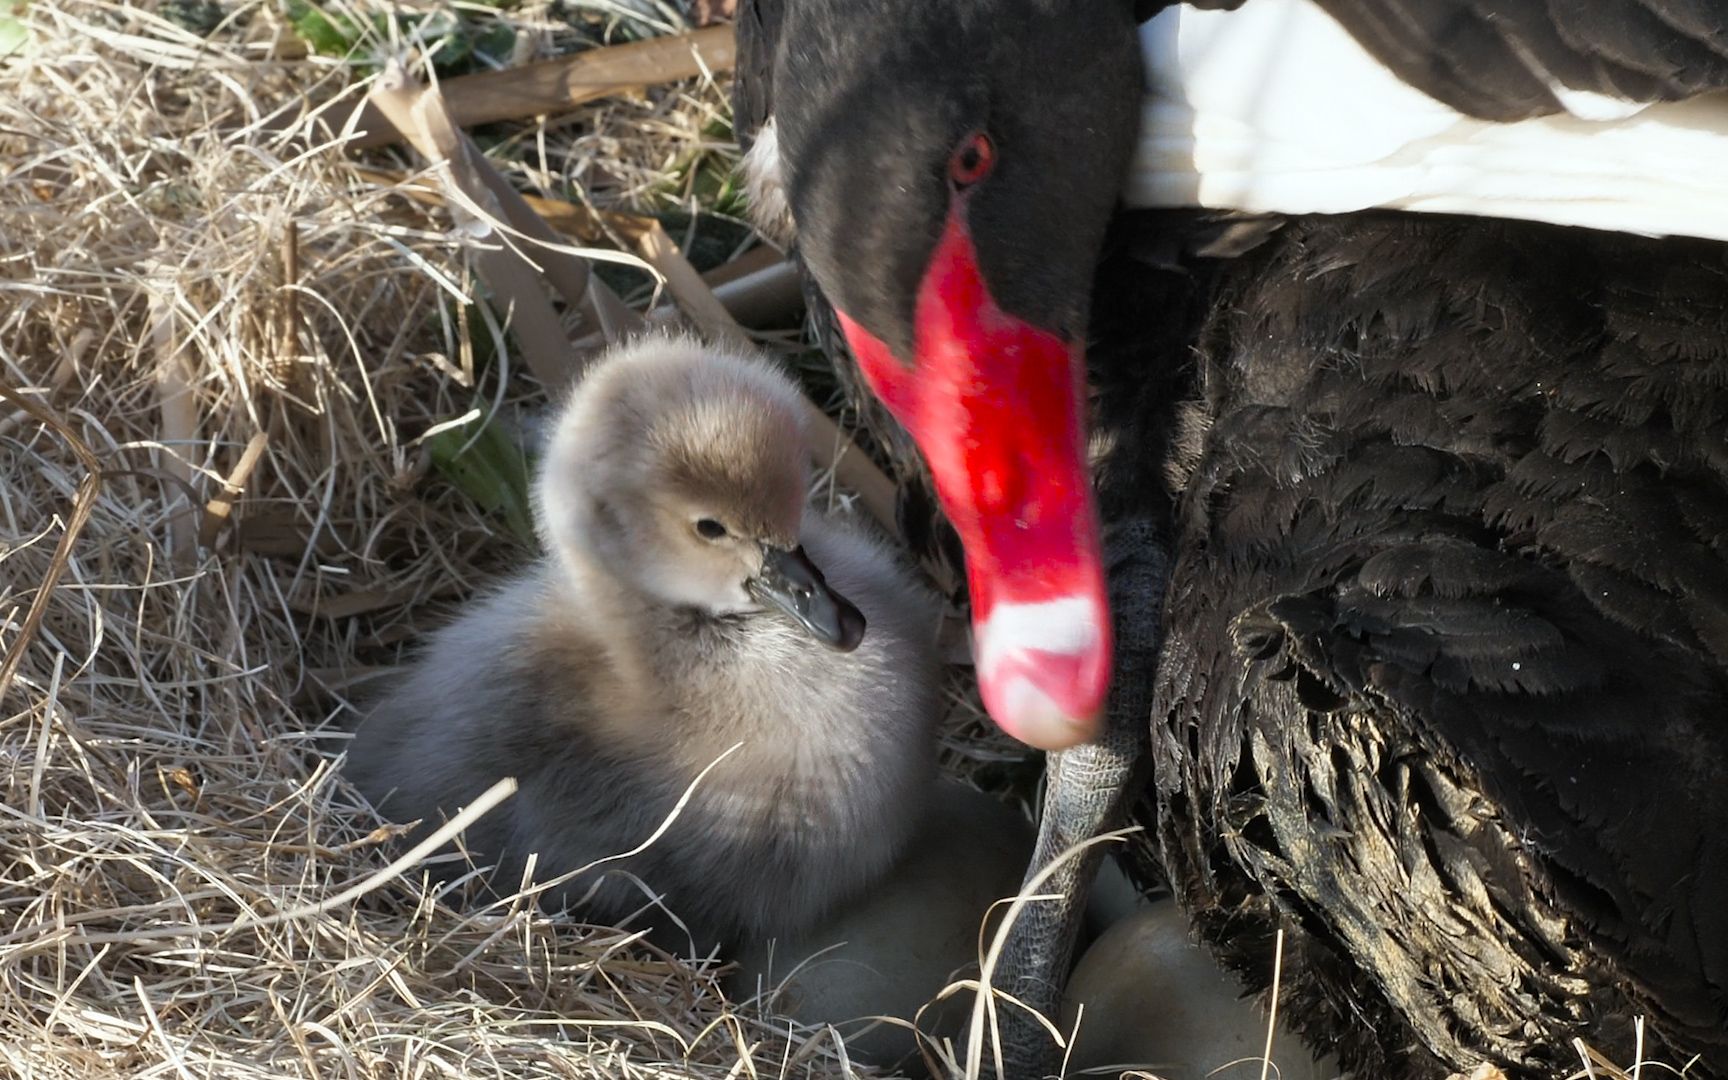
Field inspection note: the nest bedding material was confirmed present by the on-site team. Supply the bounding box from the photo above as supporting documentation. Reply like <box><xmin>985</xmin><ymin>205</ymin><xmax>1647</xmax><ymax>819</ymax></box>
<box><xmin>0</xmin><ymin>2</ymin><xmax>1019</xmax><ymax>1075</ymax></box>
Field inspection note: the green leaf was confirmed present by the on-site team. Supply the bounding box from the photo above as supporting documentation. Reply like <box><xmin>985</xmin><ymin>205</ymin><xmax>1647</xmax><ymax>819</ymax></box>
<box><xmin>416</xmin><ymin>10</ymin><xmax>474</xmax><ymax>74</ymax></box>
<box><xmin>427</xmin><ymin>414</ymin><xmax>537</xmax><ymax>544</ymax></box>
<box><xmin>0</xmin><ymin>0</ymin><xmax>29</xmax><ymax>58</ymax></box>
<box><xmin>287</xmin><ymin>0</ymin><xmax>363</xmax><ymax>57</ymax></box>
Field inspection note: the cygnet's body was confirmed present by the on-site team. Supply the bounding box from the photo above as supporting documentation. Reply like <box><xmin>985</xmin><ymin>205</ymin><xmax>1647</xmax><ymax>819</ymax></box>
<box><xmin>345</xmin><ymin>334</ymin><xmax>942</xmax><ymax>946</ymax></box>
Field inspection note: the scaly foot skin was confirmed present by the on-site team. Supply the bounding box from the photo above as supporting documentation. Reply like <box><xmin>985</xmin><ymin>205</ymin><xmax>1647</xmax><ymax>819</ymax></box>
<box><xmin>981</xmin><ymin>518</ymin><xmax>1168</xmax><ymax>1079</ymax></box>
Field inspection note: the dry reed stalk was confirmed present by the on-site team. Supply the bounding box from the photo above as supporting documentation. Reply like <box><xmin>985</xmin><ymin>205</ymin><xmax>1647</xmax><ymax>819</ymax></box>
<box><xmin>353</xmin><ymin>165</ymin><xmax>661</xmax><ymax>246</ymax></box>
<box><xmin>573</xmin><ymin>255</ymin><xmax>805</xmax><ymax>336</ymax></box>
<box><xmin>635</xmin><ymin>218</ymin><xmax>748</xmax><ymax>343</ymax></box>
<box><xmin>695</xmin><ymin>255</ymin><xmax>804</xmax><ymax>327</ymax></box>
<box><xmin>365</xmin><ymin>63</ymin><xmax>626</xmax><ymax>386</ymax></box>
<box><xmin>197</xmin><ymin>430</ymin><xmax>270</xmax><ymax>548</ymax></box>
<box><xmin>359</xmin><ymin>167</ymin><xmax>807</xmax><ymax>331</ymax></box>
<box><xmin>332</xmin><ymin>25</ymin><xmax>737</xmax><ymax>150</ymax></box>
<box><xmin>277</xmin><ymin>219</ymin><xmax>300</xmax><ymax>364</ymax></box>
<box><xmin>148</xmin><ymin>290</ymin><xmax>200</xmax><ymax>569</ymax></box>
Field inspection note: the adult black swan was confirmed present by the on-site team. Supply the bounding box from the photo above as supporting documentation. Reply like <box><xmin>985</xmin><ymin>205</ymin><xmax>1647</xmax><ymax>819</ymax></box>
<box><xmin>732</xmin><ymin>1</ymin><xmax>1728</xmax><ymax>1076</ymax></box>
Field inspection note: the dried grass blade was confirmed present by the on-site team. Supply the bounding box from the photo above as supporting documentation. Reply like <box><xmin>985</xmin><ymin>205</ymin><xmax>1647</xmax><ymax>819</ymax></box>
<box><xmin>355</xmin><ymin>165</ymin><xmax>651</xmax><ymax>352</ymax></box>
<box><xmin>0</xmin><ymin>385</ymin><xmax>102</xmax><ymax>707</ymax></box>
<box><xmin>367</xmin><ymin>67</ymin><xmax>581</xmax><ymax>389</ymax></box>
<box><xmin>964</xmin><ymin>827</ymin><xmax>1140</xmax><ymax>1080</ymax></box>
<box><xmin>472</xmin><ymin>157</ymin><xmax>644</xmax><ymax>355</ymax></box>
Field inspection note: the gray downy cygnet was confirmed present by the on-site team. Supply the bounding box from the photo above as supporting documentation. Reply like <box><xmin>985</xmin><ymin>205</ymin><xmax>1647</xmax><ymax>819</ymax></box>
<box><xmin>345</xmin><ymin>333</ymin><xmax>943</xmax><ymax>948</ymax></box>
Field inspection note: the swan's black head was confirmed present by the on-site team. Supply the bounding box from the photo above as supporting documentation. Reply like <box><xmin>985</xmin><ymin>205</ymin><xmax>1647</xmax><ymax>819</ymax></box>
<box><xmin>770</xmin><ymin>0</ymin><xmax>1144</xmax><ymax>361</ymax></box>
<box><xmin>758</xmin><ymin>0</ymin><xmax>1145</xmax><ymax>750</ymax></box>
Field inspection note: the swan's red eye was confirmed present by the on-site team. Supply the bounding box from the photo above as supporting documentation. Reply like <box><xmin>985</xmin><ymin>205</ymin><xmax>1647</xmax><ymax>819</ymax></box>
<box><xmin>949</xmin><ymin>132</ymin><xmax>995</xmax><ymax>189</ymax></box>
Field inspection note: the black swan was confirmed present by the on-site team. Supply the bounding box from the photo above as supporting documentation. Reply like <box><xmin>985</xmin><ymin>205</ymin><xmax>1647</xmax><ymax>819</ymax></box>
<box><xmin>732</xmin><ymin>0</ymin><xmax>1728</xmax><ymax>1075</ymax></box>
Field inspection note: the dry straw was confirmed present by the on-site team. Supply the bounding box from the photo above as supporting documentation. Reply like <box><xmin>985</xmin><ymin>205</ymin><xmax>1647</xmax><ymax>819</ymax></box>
<box><xmin>0</xmin><ymin>1</ymin><xmax>1015</xmax><ymax>1076</ymax></box>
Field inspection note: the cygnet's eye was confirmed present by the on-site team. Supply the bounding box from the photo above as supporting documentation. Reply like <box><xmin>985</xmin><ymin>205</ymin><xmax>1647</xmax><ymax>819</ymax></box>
<box><xmin>694</xmin><ymin>518</ymin><xmax>728</xmax><ymax>541</ymax></box>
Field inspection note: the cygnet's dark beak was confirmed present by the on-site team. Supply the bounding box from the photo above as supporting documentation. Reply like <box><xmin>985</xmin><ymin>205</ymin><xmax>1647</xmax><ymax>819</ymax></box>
<box><xmin>747</xmin><ymin>544</ymin><xmax>866</xmax><ymax>652</ymax></box>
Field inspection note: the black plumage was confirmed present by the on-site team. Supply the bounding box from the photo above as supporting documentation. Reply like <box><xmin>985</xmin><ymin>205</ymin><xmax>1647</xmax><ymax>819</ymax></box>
<box><xmin>1136</xmin><ymin>213</ymin><xmax>1728</xmax><ymax>1077</ymax></box>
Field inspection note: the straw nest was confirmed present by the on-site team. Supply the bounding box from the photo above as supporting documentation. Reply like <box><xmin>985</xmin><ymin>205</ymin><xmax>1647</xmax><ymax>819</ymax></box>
<box><xmin>0</xmin><ymin>2</ymin><xmax>1023</xmax><ymax>1077</ymax></box>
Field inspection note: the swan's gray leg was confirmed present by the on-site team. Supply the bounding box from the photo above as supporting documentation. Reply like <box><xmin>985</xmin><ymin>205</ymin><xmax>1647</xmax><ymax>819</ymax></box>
<box><xmin>982</xmin><ymin>519</ymin><xmax>1168</xmax><ymax>1079</ymax></box>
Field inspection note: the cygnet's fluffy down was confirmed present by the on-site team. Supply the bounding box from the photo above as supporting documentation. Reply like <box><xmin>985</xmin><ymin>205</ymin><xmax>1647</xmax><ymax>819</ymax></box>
<box><xmin>345</xmin><ymin>334</ymin><xmax>942</xmax><ymax>946</ymax></box>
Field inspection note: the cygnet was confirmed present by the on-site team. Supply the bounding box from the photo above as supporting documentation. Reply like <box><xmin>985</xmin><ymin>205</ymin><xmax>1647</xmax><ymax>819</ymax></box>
<box><xmin>345</xmin><ymin>332</ymin><xmax>943</xmax><ymax>948</ymax></box>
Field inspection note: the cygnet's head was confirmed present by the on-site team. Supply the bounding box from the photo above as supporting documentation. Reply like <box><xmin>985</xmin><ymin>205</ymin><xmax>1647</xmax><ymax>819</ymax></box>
<box><xmin>537</xmin><ymin>333</ymin><xmax>866</xmax><ymax>651</ymax></box>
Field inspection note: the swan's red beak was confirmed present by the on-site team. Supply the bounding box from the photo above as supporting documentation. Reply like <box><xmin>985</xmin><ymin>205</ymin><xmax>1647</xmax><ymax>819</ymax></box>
<box><xmin>835</xmin><ymin>210</ymin><xmax>1111</xmax><ymax>751</ymax></box>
